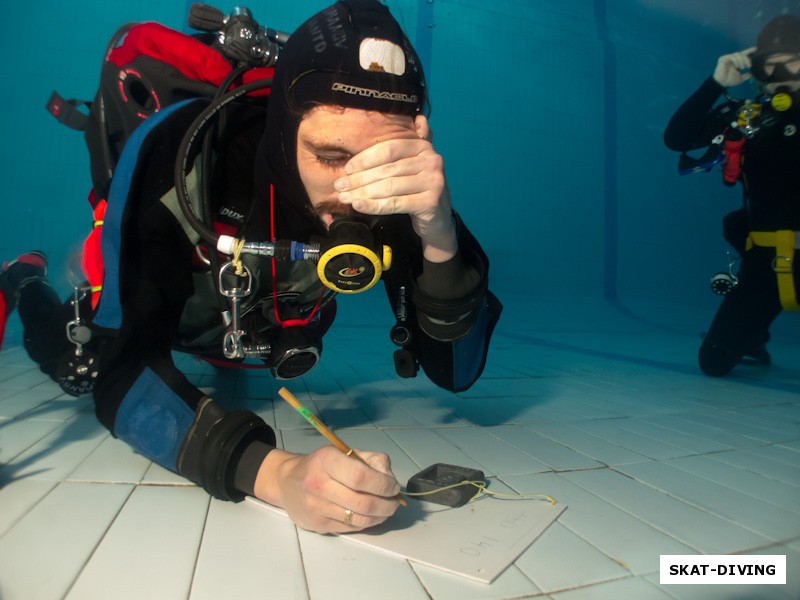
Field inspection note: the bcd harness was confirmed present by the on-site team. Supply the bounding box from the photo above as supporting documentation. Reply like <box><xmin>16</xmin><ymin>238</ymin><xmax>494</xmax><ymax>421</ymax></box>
<box><xmin>745</xmin><ymin>230</ymin><xmax>800</xmax><ymax>311</ymax></box>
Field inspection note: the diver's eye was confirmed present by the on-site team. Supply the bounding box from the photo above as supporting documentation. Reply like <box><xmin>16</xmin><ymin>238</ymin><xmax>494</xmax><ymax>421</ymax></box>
<box><xmin>316</xmin><ymin>153</ymin><xmax>350</xmax><ymax>168</ymax></box>
<box><xmin>317</xmin><ymin>155</ymin><xmax>350</xmax><ymax>169</ymax></box>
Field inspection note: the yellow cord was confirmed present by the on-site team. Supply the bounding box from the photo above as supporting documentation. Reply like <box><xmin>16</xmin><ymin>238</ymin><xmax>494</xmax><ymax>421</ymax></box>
<box><xmin>231</xmin><ymin>237</ymin><xmax>246</xmax><ymax>276</ymax></box>
<box><xmin>403</xmin><ymin>480</ymin><xmax>556</xmax><ymax>506</ymax></box>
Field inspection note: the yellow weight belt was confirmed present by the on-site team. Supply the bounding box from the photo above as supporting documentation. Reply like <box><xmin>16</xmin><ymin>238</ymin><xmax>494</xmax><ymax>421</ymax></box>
<box><xmin>745</xmin><ymin>230</ymin><xmax>800</xmax><ymax>311</ymax></box>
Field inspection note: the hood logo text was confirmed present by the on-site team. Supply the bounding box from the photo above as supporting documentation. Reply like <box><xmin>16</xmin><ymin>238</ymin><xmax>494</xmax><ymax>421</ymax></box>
<box><xmin>332</xmin><ymin>82</ymin><xmax>417</xmax><ymax>104</ymax></box>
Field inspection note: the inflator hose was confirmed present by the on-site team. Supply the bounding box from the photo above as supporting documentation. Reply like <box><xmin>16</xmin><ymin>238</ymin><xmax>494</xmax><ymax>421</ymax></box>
<box><xmin>173</xmin><ymin>77</ymin><xmax>273</xmax><ymax>249</ymax></box>
<box><xmin>200</xmin><ymin>65</ymin><xmax>252</xmax><ymax>314</ymax></box>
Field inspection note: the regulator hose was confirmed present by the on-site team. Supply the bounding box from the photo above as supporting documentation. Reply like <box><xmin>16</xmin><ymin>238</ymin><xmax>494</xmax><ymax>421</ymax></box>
<box><xmin>173</xmin><ymin>77</ymin><xmax>272</xmax><ymax>250</ymax></box>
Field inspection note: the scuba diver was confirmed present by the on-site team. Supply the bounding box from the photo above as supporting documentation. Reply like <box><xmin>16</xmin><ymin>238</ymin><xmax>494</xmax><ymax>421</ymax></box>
<box><xmin>0</xmin><ymin>0</ymin><xmax>501</xmax><ymax>533</ymax></box>
<box><xmin>664</xmin><ymin>15</ymin><xmax>800</xmax><ymax>377</ymax></box>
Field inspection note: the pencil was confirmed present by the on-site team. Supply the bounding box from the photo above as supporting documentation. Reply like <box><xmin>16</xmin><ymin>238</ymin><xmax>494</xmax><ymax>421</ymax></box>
<box><xmin>278</xmin><ymin>386</ymin><xmax>407</xmax><ymax>507</ymax></box>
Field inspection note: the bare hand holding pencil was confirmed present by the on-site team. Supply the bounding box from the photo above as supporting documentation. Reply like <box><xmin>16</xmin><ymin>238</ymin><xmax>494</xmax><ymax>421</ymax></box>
<box><xmin>251</xmin><ymin>387</ymin><xmax>404</xmax><ymax>534</ymax></box>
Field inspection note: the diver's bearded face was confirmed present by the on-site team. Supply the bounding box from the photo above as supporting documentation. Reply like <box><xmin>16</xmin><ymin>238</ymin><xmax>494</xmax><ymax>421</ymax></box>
<box><xmin>296</xmin><ymin>104</ymin><xmax>417</xmax><ymax>228</ymax></box>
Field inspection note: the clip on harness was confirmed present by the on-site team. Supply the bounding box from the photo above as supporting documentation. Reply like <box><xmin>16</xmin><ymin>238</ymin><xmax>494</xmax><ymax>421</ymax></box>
<box><xmin>219</xmin><ymin>258</ymin><xmax>261</xmax><ymax>359</ymax></box>
<box><xmin>746</xmin><ymin>230</ymin><xmax>800</xmax><ymax>310</ymax></box>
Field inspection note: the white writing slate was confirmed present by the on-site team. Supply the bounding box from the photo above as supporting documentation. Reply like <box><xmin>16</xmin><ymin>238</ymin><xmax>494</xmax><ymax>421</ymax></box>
<box><xmin>248</xmin><ymin>496</ymin><xmax>565</xmax><ymax>584</ymax></box>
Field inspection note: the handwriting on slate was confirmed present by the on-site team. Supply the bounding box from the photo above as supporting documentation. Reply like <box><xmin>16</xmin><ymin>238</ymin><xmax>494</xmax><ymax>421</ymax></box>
<box><xmin>459</xmin><ymin>512</ymin><xmax>528</xmax><ymax>556</ymax></box>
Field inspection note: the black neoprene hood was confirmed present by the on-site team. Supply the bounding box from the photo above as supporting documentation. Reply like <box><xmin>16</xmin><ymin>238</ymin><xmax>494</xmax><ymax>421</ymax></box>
<box><xmin>259</xmin><ymin>0</ymin><xmax>428</xmax><ymax>239</ymax></box>
<box><xmin>756</xmin><ymin>15</ymin><xmax>800</xmax><ymax>58</ymax></box>
<box><xmin>280</xmin><ymin>0</ymin><xmax>426</xmax><ymax>116</ymax></box>
<box><xmin>751</xmin><ymin>15</ymin><xmax>800</xmax><ymax>84</ymax></box>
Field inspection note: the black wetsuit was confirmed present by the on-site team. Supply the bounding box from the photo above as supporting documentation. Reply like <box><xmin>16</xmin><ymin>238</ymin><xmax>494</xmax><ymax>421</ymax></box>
<box><xmin>18</xmin><ymin>98</ymin><xmax>502</xmax><ymax>500</ymax></box>
<box><xmin>664</xmin><ymin>77</ymin><xmax>800</xmax><ymax>375</ymax></box>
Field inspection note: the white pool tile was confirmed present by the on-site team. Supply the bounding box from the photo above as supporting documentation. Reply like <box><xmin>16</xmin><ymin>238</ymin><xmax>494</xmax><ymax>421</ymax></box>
<box><xmin>66</xmin><ymin>486</ymin><xmax>209</xmax><ymax>600</ymax></box>
<box><xmin>66</xmin><ymin>434</ymin><xmax>151</xmax><ymax>483</ymax></box>
<box><xmin>299</xmin><ymin>529</ymin><xmax>427</xmax><ymax>600</ymax></box>
<box><xmin>0</xmin><ymin>481</ymin><xmax>134</xmax><ymax>600</ymax></box>
<box><xmin>565</xmin><ymin>419</ymin><xmax>691</xmax><ymax>460</ymax></box>
<box><xmin>3</xmin><ymin>411</ymin><xmax>108</xmax><ymax>481</ymax></box>
<box><xmin>651</xmin><ymin>454</ymin><xmax>800</xmax><ymax>512</ymax></box>
<box><xmin>434</xmin><ymin>425</ymin><xmax>552</xmax><ymax>476</ymax></box>
<box><xmin>686</xmin><ymin>411</ymin><xmax>795</xmax><ymax>445</ymax></box>
<box><xmin>0</xmin><ymin>366</ymin><xmax>53</xmax><ymax>391</ymax></box>
<box><xmin>346</xmin><ymin>380</ymin><xmax>429</xmax><ymax>427</ymax></box>
<box><xmin>191</xmin><ymin>498</ymin><xmax>308</xmax><ymax>600</ymax></box>
<box><xmin>561</xmin><ymin>468</ymin><xmax>772</xmax><ymax>554</ymax></box>
<box><xmin>393</xmin><ymin>395</ymin><xmax>473</xmax><ymax>427</ymax></box>
<box><xmin>23</xmin><ymin>395</ymin><xmax>93</xmax><ymax>422</ymax></box>
<box><xmin>411</xmin><ymin>563</ymin><xmax>542</xmax><ymax>600</ymax></box>
<box><xmin>501</xmin><ymin>472</ymin><xmax>696</xmax><ymax>574</ymax></box>
<box><xmin>482</xmin><ymin>424</ymin><xmax>605</xmax><ymax>471</ymax></box>
<box><xmin>0</xmin><ymin>390</ymin><xmax>55</xmax><ymax>419</ymax></box>
<box><xmin>0</xmin><ymin>416</ymin><xmax>64</xmax><ymax>465</ymax></box>
<box><xmin>229</xmin><ymin>371</ymin><xmax>278</xmax><ymax>401</ymax></box>
<box><xmin>549</xmin><ymin>575</ymin><xmax>674</xmax><ymax>599</ymax></box>
<box><xmin>525</xmin><ymin>420</ymin><xmax>653</xmax><ymax>465</ymax></box>
<box><xmin>612</xmin><ymin>416</ymin><xmax>736</xmax><ymax>455</ymax></box>
<box><xmin>0</xmin><ymin>477</ymin><xmax>58</xmax><ymax>536</ymax></box>
<box><xmin>617</xmin><ymin>460</ymin><xmax>800</xmax><ymax>541</ymax></box>
<box><xmin>514</xmin><ymin>522</ymin><xmax>629</xmax><ymax>593</ymax></box>
<box><xmin>748</xmin><ymin>443</ymin><xmax>800</xmax><ymax>471</ymax></box>
<box><xmin>385</xmin><ymin>428</ymin><xmax>487</xmax><ymax>470</ymax></box>
<box><xmin>636</xmin><ymin>413</ymin><xmax>749</xmax><ymax>450</ymax></box>
<box><xmin>708</xmin><ymin>448</ymin><xmax>800</xmax><ymax>486</ymax></box>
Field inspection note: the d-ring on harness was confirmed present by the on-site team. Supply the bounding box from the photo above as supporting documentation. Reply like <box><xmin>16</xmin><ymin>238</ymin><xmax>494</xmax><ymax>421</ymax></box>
<box><xmin>219</xmin><ymin>261</ymin><xmax>264</xmax><ymax>359</ymax></box>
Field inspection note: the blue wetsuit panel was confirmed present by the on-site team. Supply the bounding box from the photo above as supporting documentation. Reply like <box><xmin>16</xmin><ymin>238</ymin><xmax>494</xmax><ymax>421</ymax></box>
<box><xmin>451</xmin><ymin>300</ymin><xmax>490</xmax><ymax>390</ymax></box>
<box><xmin>94</xmin><ymin>99</ymin><xmax>198</xmax><ymax>329</ymax></box>
<box><xmin>114</xmin><ymin>367</ymin><xmax>195</xmax><ymax>470</ymax></box>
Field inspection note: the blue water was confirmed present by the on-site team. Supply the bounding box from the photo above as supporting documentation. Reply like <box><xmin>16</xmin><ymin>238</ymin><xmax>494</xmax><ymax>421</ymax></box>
<box><xmin>2</xmin><ymin>0</ymin><xmax>799</xmax><ymax>341</ymax></box>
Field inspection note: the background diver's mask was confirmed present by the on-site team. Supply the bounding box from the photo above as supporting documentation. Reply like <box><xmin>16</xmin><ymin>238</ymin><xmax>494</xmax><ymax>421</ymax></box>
<box><xmin>315</xmin><ymin>216</ymin><xmax>393</xmax><ymax>294</ymax></box>
<box><xmin>751</xmin><ymin>53</ymin><xmax>800</xmax><ymax>84</ymax></box>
